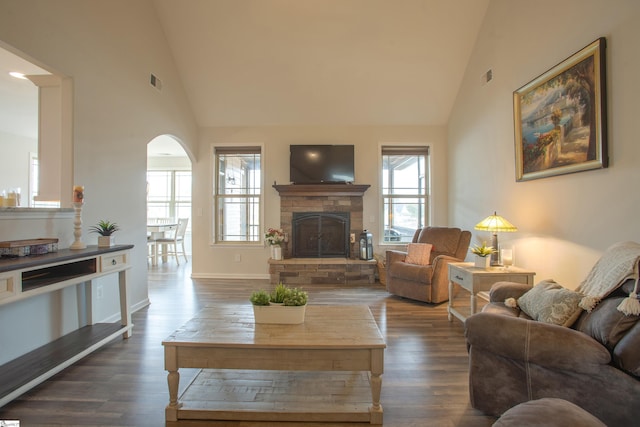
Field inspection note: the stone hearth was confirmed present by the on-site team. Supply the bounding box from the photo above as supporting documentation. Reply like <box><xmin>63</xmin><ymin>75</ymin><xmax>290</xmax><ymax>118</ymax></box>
<box><xmin>268</xmin><ymin>258</ymin><xmax>376</xmax><ymax>285</ymax></box>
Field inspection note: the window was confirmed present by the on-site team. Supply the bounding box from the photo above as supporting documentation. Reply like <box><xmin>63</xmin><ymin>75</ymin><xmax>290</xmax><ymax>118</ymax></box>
<box><xmin>214</xmin><ymin>146</ymin><xmax>261</xmax><ymax>243</ymax></box>
<box><xmin>147</xmin><ymin>170</ymin><xmax>192</xmax><ymax>230</ymax></box>
<box><xmin>381</xmin><ymin>146</ymin><xmax>429</xmax><ymax>243</ymax></box>
<box><xmin>30</xmin><ymin>154</ymin><xmax>60</xmax><ymax>208</ymax></box>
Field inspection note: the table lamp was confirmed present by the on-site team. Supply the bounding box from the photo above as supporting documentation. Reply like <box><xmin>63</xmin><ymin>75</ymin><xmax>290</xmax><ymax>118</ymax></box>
<box><xmin>474</xmin><ymin>211</ymin><xmax>518</xmax><ymax>266</ymax></box>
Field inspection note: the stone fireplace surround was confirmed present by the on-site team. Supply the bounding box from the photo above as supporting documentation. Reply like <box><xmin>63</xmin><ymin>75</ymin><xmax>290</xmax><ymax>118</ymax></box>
<box><xmin>269</xmin><ymin>184</ymin><xmax>376</xmax><ymax>285</ymax></box>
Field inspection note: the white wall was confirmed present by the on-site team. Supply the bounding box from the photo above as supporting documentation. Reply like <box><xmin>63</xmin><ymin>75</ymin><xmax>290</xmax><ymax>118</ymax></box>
<box><xmin>190</xmin><ymin>125</ymin><xmax>448</xmax><ymax>278</ymax></box>
<box><xmin>448</xmin><ymin>0</ymin><xmax>640</xmax><ymax>287</ymax></box>
<box><xmin>0</xmin><ymin>131</ymin><xmax>36</xmax><ymax>205</ymax></box>
<box><xmin>0</xmin><ymin>0</ymin><xmax>197</xmax><ymax>364</ymax></box>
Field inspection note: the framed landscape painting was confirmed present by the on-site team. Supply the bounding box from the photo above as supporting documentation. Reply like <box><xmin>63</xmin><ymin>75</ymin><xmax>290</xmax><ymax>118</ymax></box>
<box><xmin>513</xmin><ymin>38</ymin><xmax>608</xmax><ymax>181</ymax></box>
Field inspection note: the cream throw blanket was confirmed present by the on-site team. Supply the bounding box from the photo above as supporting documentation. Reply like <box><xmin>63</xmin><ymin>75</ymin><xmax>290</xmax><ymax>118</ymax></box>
<box><xmin>576</xmin><ymin>241</ymin><xmax>640</xmax><ymax>315</ymax></box>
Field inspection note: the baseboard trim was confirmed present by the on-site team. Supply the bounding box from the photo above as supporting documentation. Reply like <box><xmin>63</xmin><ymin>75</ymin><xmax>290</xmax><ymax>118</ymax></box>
<box><xmin>101</xmin><ymin>298</ymin><xmax>150</xmax><ymax>323</ymax></box>
<box><xmin>190</xmin><ymin>273</ymin><xmax>270</xmax><ymax>280</ymax></box>
<box><xmin>131</xmin><ymin>298</ymin><xmax>151</xmax><ymax>313</ymax></box>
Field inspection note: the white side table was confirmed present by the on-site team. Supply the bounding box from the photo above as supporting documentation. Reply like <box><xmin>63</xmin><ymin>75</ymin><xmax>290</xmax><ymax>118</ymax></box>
<box><xmin>448</xmin><ymin>262</ymin><xmax>535</xmax><ymax>323</ymax></box>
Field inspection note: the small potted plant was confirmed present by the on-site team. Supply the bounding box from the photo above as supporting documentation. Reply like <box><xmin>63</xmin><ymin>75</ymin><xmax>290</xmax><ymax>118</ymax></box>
<box><xmin>270</xmin><ymin>282</ymin><xmax>289</xmax><ymax>304</ymax></box>
<box><xmin>471</xmin><ymin>242</ymin><xmax>495</xmax><ymax>268</ymax></box>
<box><xmin>89</xmin><ymin>220</ymin><xmax>119</xmax><ymax>247</ymax></box>
<box><xmin>283</xmin><ymin>287</ymin><xmax>308</xmax><ymax>307</ymax></box>
<box><xmin>249</xmin><ymin>289</ymin><xmax>271</xmax><ymax>306</ymax></box>
<box><xmin>249</xmin><ymin>283</ymin><xmax>308</xmax><ymax>324</ymax></box>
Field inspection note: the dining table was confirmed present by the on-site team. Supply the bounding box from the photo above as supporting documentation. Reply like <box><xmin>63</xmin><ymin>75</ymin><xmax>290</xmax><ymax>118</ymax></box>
<box><xmin>147</xmin><ymin>221</ymin><xmax>177</xmax><ymax>265</ymax></box>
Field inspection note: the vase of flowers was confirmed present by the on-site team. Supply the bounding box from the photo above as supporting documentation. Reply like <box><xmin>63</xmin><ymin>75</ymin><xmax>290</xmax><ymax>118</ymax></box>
<box><xmin>265</xmin><ymin>227</ymin><xmax>285</xmax><ymax>260</ymax></box>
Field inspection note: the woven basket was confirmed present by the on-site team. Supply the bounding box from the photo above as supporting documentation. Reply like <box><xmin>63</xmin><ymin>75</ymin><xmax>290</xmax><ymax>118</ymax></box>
<box><xmin>375</xmin><ymin>255</ymin><xmax>387</xmax><ymax>286</ymax></box>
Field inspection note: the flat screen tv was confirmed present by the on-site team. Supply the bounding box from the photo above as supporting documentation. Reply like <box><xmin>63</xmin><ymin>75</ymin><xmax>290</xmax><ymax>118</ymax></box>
<box><xmin>290</xmin><ymin>145</ymin><xmax>355</xmax><ymax>184</ymax></box>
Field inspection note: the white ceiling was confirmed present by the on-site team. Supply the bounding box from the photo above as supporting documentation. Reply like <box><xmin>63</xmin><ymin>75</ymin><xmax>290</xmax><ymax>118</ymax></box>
<box><xmin>153</xmin><ymin>0</ymin><xmax>490</xmax><ymax>127</ymax></box>
<box><xmin>0</xmin><ymin>46</ymin><xmax>49</xmax><ymax>139</ymax></box>
<box><xmin>1</xmin><ymin>1</ymin><xmax>490</xmax><ymax>157</ymax></box>
<box><xmin>148</xmin><ymin>134</ymin><xmax>189</xmax><ymax>157</ymax></box>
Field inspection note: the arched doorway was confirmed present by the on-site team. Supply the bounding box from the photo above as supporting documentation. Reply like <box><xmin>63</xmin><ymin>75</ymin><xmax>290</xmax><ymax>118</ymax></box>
<box><xmin>147</xmin><ymin>135</ymin><xmax>192</xmax><ymax>263</ymax></box>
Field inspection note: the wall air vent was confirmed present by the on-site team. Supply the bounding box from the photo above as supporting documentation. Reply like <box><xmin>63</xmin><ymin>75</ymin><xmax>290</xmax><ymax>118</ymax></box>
<box><xmin>150</xmin><ymin>73</ymin><xmax>162</xmax><ymax>91</ymax></box>
<box><xmin>480</xmin><ymin>69</ymin><xmax>493</xmax><ymax>86</ymax></box>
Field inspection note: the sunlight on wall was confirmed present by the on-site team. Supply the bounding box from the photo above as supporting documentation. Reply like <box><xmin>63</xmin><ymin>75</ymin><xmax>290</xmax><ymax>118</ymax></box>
<box><xmin>508</xmin><ymin>237</ymin><xmax>601</xmax><ymax>289</ymax></box>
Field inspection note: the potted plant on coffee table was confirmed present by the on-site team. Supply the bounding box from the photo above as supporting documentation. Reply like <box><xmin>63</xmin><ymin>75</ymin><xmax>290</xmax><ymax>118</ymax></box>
<box><xmin>250</xmin><ymin>283</ymin><xmax>308</xmax><ymax>324</ymax></box>
<box><xmin>89</xmin><ymin>220</ymin><xmax>119</xmax><ymax>247</ymax></box>
<box><xmin>471</xmin><ymin>242</ymin><xmax>495</xmax><ymax>268</ymax></box>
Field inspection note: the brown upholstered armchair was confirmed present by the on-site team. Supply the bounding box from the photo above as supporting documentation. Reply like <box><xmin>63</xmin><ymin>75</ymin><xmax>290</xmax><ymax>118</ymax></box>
<box><xmin>385</xmin><ymin>227</ymin><xmax>471</xmax><ymax>303</ymax></box>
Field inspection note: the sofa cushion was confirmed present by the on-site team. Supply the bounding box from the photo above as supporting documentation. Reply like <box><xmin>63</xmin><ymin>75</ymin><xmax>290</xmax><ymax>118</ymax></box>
<box><xmin>517</xmin><ymin>280</ymin><xmax>583</xmax><ymax>327</ymax></box>
<box><xmin>416</xmin><ymin>227</ymin><xmax>466</xmax><ymax>259</ymax></box>
<box><xmin>388</xmin><ymin>261</ymin><xmax>433</xmax><ymax>283</ymax></box>
<box><xmin>489</xmin><ymin>281</ymin><xmax>532</xmax><ymax>302</ymax></box>
<box><xmin>481</xmin><ymin>302</ymin><xmax>530</xmax><ymax>319</ymax></box>
<box><xmin>613</xmin><ymin>322</ymin><xmax>640</xmax><ymax>377</ymax></box>
<box><xmin>573</xmin><ymin>296</ymin><xmax>639</xmax><ymax>351</ymax></box>
<box><xmin>620</xmin><ymin>278</ymin><xmax>637</xmax><ymax>295</ymax></box>
<box><xmin>405</xmin><ymin>243</ymin><xmax>433</xmax><ymax>266</ymax></box>
<box><xmin>493</xmin><ymin>398</ymin><xmax>606</xmax><ymax>427</ymax></box>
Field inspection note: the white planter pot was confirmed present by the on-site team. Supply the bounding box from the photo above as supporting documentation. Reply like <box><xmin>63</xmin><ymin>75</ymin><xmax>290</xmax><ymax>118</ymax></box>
<box><xmin>474</xmin><ymin>255</ymin><xmax>490</xmax><ymax>269</ymax></box>
<box><xmin>270</xmin><ymin>245</ymin><xmax>282</xmax><ymax>260</ymax></box>
<box><xmin>98</xmin><ymin>236</ymin><xmax>115</xmax><ymax>247</ymax></box>
<box><xmin>252</xmin><ymin>304</ymin><xmax>306</xmax><ymax>324</ymax></box>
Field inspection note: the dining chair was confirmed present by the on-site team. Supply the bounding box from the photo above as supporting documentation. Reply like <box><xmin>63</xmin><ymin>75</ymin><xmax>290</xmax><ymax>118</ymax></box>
<box><xmin>155</xmin><ymin>218</ymin><xmax>189</xmax><ymax>265</ymax></box>
<box><xmin>147</xmin><ymin>235</ymin><xmax>157</xmax><ymax>266</ymax></box>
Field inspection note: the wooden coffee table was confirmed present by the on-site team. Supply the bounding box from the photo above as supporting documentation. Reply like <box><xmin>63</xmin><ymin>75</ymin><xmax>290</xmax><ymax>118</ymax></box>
<box><xmin>162</xmin><ymin>304</ymin><xmax>386</xmax><ymax>424</ymax></box>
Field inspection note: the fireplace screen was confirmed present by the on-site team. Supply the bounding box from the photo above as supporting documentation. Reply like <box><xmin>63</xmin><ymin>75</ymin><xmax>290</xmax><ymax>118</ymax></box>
<box><xmin>292</xmin><ymin>212</ymin><xmax>350</xmax><ymax>258</ymax></box>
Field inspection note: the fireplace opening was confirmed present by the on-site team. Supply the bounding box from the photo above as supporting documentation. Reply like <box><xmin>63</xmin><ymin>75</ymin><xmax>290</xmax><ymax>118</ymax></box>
<box><xmin>292</xmin><ymin>212</ymin><xmax>350</xmax><ymax>258</ymax></box>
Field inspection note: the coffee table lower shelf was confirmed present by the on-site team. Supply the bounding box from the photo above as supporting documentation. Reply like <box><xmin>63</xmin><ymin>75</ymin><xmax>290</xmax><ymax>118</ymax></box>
<box><xmin>163</xmin><ymin>305</ymin><xmax>385</xmax><ymax>425</ymax></box>
<box><xmin>174</xmin><ymin>369</ymin><xmax>375</xmax><ymax>423</ymax></box>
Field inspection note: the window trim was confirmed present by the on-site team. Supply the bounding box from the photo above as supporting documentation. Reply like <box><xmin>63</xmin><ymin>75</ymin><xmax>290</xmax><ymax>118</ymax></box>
<box><xmin>211</xmin><ymin>143</ymin><xmax>264</xmax><ymax>246</ymax></box>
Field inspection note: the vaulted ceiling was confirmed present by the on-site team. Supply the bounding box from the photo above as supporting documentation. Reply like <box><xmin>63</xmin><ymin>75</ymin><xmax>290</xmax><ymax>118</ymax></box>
<box><xmin>153</xmin><ymin>0</ymin><xmax>489</xmax><ymax>127</ymax></box>
<box><xmin>1</xmin><ymin>0</ymin><xmax>490</xmax><ymax>154</ymax></box>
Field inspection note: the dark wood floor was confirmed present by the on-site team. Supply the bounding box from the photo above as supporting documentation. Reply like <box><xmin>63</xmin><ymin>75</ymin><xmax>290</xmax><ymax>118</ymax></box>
<box><xmin>0</xmin><ymin>260</ymin><xmax>497</xmax><ymax>426</ymax></box>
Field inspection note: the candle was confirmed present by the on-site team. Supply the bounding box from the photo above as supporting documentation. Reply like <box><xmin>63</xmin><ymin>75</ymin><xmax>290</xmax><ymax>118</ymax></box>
<box><xmin>73</xmin><ymin>185</ymin><xmax>84</xmax><ymax>203</ymax></box>
<box><xmin>501</xmin><ymin>249</ymin><xmax>513</xmax><ymax>267</ymax></box>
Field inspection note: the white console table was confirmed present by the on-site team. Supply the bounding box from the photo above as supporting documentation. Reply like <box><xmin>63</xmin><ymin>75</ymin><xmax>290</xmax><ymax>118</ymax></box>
<box><xmin>0</xmin><ymin>244</ymin><xmax>134</xmax><ymax>407</ymax></box>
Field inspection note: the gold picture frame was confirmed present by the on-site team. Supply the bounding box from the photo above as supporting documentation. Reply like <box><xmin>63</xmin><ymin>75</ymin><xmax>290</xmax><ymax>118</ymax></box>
<box><xmin>513</xmin><ymin>38</ymin><xmax>608</xmax><ymax>181</ymax></box>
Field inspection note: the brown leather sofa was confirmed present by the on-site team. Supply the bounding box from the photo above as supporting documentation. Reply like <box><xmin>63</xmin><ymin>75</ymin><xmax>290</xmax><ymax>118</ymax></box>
<box><xmin>385</xmin><ymin>227</ymin><xmax>471</xmax><ymax>303</ymax></box>
<box><xmin>465</xmin><ymin>280</ymin><xmax>640</xmax><ymax>426</ymax></box>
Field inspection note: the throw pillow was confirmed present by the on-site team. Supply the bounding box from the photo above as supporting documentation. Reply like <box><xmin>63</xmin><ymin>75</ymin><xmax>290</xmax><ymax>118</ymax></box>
<box><xmin>517</xmin><ymin>280</ymin><xmax>584</xmax><ymax>327</ymax></box>
<box><xmin>405</xmin><ymin>243</ymin><xmax>433</xmax><ymax>266</ymax></box>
